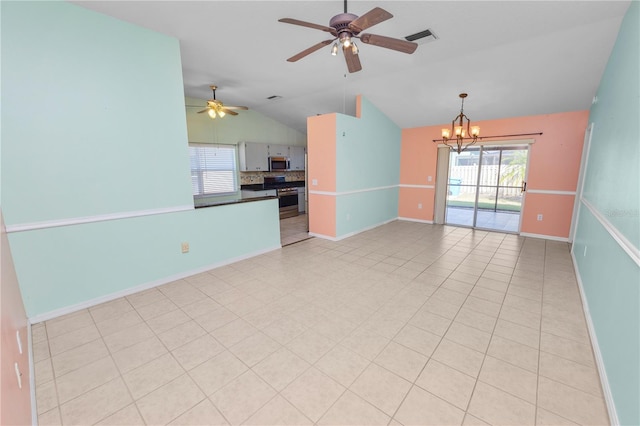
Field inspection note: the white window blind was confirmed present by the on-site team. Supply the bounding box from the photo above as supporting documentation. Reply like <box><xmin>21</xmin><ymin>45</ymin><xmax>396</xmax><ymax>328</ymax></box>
<box><xmin>189</xmin><ymin>143</ymin><xmax>238</xmax><ymax>197</ymax></box>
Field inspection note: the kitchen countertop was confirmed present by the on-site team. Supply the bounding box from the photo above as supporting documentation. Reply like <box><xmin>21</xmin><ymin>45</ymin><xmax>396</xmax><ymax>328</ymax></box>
<box><xmin>241</xmin><ymin>180</ymin><xmax>305</xmax><ymax>191</ymax></box>
<box><xmin>194</xmin><ymin>195</ymin><xmax>277</xmax><ymax>209</ymax></box>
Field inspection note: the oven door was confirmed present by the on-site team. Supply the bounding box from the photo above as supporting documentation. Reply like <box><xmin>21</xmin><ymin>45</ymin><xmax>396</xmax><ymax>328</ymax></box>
<box><xmin>278</xmin><ymin>190</ymin><xmax>298</xmax><ymax>219</ymax></box>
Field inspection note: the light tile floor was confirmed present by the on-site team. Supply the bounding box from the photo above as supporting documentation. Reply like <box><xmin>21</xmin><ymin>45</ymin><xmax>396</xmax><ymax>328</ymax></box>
<box><xmin>33</xmin><ymin>221</ymin><xmax>610</xmax><ymax>425</ymax></box>
<box><xmin>280</xmin><ymin>213</ymin><xmax>311</xmax><ymax>246</ymax></box>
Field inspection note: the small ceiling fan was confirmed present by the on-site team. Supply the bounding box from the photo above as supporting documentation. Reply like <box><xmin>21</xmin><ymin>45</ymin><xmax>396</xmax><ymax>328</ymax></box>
<box><xmin>197</xmin><ymin>85</ymin><xmax>248</xmax><ymax>119</ymax></box>
<box><xmin>279</xmin><ymin>0</ymin><xmax>418</xmax><ymax>73</ymax></box>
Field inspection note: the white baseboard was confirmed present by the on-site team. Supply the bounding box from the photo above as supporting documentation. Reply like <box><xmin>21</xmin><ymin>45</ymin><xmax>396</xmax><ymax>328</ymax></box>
<box><xmin>570</xmin><ymin>250</ymin><xmax>619</xmax><ymax>425</ymax></box>
<box><xmin>308</xmin><ymin>232</ymin><xmax>340</xmax><ymax>241</ymax></box>
<box><xmin>398</xmin><ymin>217</ymin><xmax>434</xmax><ymax>224</ymax></box>
<box><xmin>28</xmin><ymin>323</ymin><xmax>37</xmax><ymax>425</ymax></box>
<box><xmin>519</xmin><ymin>232</ymin><xmax>569</xmax><ymax>242</ymax></box>
<box><xmin>309</xmin><ymin>218</ymin><xmax>397</xmax><ymax>242</ymax></box>
<box><xmin>28</xmin><ymin>245</ymin><xmax>281</xmax><ymax>324</ymax></box>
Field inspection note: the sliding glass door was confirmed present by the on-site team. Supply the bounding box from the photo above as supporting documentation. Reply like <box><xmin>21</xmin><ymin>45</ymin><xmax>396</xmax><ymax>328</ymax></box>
<box><xmin>445</xmin><ymin>145</ymin><xmax>528</xmax><ymax>233</ymax></box>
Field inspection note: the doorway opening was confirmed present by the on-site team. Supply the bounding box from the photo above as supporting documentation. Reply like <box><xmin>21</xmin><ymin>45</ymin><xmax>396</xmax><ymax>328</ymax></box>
<box><xmin>445</xmin><ymin>145</ymin><xmax>528</xmax><ymax>233</ymax></box>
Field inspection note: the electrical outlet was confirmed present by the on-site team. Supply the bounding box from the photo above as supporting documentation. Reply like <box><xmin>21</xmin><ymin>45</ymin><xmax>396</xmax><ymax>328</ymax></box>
<box><xmin>537</xmin><ymin>214</ymin><xmax>543</xmax><ymax>221</ymax></box>
<box><xmin>427</xmin><ymin>176</ymin><xmax>432</xmax><ymax>182</ymax></box>
<box><xmin>181</xmin><ymin>242</ymin><xmax>189</xmax><ymax>253</ymax></box>
<box><xmin>584</xmin><ymin>246</ymin><xmax>588</xmax><ymax>257</ymax></box>
<box><xmin>418</xmin><ymin>203</ymin><xmax>423</xmax><ymax>209</ymax></box>
<box><xmin>346</xmin><ymin>213</ymin><xmax>351</xmax><ymax>221</ymax></box>
<box><xmin>312</xmin><ymin>179</ymin><xmax>318</xmax><ymax>186</ymax></box>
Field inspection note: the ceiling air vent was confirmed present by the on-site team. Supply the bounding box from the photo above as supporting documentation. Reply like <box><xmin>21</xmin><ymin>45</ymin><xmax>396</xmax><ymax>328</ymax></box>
<box><xmin>405</xmin><ymin>29</ymin><xmax>438</xmax><ymax>45</ymax></box>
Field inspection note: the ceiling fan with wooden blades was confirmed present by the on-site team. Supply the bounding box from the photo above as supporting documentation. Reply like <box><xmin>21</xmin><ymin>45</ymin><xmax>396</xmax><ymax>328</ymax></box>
<box><xmin>195</xmin><ymin>85</ymin><xmax>248</xmax><ymax>119</ymax></box>
<box><xmin>279</xmin><ymin>0</ymin><xmax>418</xmax><ymax>73</ymax></box>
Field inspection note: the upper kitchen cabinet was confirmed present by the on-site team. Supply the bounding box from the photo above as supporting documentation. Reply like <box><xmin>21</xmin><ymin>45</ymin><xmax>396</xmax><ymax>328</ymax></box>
<box><xmin>238</xmin><ymin>142</ymin><xmax>269</xmax><ymax>171</ymax></box>
<box><xmin>290</xmin><ymin>145</ymin><xmax>305</xmax><ymax>170</ymax></box>
<box><xmin>267</xmin><ymin>144</ymin><xmax>289</xmax><ymax>157</ymax></box>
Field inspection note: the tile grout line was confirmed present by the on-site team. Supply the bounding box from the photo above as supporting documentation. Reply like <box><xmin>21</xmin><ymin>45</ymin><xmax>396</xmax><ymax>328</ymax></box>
<box><xmin>384</xmin><ymin>229</ymin><xmax>505</xmax><ymax>423</ymax></box>
<box><xmin>459</xmin><ymin>233</ymin><xmax>526</xmax><ymax>421</ymax></box>
<box><xmin>533</xmin><ymin>238</ymin><xmax>549</xmax><ymax>424</ymax></box>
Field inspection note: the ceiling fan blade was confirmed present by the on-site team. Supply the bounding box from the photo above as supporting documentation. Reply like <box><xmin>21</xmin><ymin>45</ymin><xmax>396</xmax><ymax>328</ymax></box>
<box><xmin>342</xmin><ymin>45</ymin><xmax>362</xmax><ymax>73</ymax></box>
<box><xmin>359</xmin><ymin>33</ymin><xmax>418</xmax><ymax>54</ymax></box>
<box><xmin>279</xmin><ymin>18</ymin><xmax>336</xmax><ymax>35</ymax></box>
<box><xmin>197</xmin><ymin>109</ymin><xmax>209</xmax><ymax>114</ymax></box>
<box><xmin>287</xmin><ymin>39</ymin><xmax>334</xmax><ymax>62</ymax></box>
<box><xmin>224</xmin><ymin>106</ymin><xmax>249</xmax><ymax>110</ymax></box>
<box><xmin>221</xmin><ymin>108</ymin><xmax>238</xmax><ymax>116</ymax></box>
<box><xmin>348</xmin><ymin>7</ymin><xmax>393</xmax><ymax>33</ymax></box>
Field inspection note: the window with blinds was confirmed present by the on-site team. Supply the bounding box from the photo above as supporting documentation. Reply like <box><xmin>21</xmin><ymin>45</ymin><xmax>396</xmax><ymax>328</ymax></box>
<box><xmin>189</xmin><ymin>143</ymin><xmax>238</xmax><ymax>197</ymax></box>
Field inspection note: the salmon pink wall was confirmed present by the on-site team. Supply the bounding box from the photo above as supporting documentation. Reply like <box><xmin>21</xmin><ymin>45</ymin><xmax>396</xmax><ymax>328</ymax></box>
<box><xmin>522</xmin><ymin>193</ymin><xmax>576</xmax><ymax>237</ymax></box>
<box><xmin>400</xmin><ymin>111</ymin><xmax>589</xmax><ymax>239</ymax></box>
<box><xmin>399</xmin><ymin>187</ymin><xmax>434</xmax><ymax>221</ymax></box>
<box><xmin>400</xmin><ymin>127</ymin><xmax>438</xmax><ymax>185</ymax></box>
<box><xmin>308</xmin><ymin>114</ymin><xmax>337</xmax><ymax>237</ymax></box>
<box><xmin>399</xmin><ymin>127</ymin><xmax>438</xmax><ymax>222</ymax></box>
<box><xmin>0</xmin><ymin>212</ymin><xmax>32</xmax><ymax>425</ymax></box>
<box><xmin>307</xmin><ymin>114</ymin><xmax>336</xmax><ymax>192</ymax></box>
<box><xmin>308</xmin><ymin>195</ymin><xmax>337</xmax><ymax>238</ymax></box>
<box><xmin>472</xmin><ymin>111</ymin><xmax>588</xmax><ymax>192</ymax></box>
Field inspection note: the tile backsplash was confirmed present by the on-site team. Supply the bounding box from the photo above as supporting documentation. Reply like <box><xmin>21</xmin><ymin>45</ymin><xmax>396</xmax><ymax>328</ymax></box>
<box><xmin>240</xmin><ymin>171</ymin><xmax>305</xmax><ymax>185</ymax></box>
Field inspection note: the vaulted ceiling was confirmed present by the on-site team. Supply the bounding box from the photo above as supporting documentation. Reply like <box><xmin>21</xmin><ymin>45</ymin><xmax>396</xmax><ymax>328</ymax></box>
<box><xmin>72</xmin><ymin>1</ymin><xmax>630</xmax><ymax>134</ymax></box>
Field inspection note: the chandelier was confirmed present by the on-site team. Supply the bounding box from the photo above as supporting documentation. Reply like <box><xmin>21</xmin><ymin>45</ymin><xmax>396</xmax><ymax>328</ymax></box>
<box><xmin>441</xmin><ymin>93</ymin><xmax>480</xmax><ymax>154</ymax></box>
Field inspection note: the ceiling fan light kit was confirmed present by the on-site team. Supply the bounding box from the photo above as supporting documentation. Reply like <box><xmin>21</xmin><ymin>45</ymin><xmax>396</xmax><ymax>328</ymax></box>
<box><xmin>279</xmin><ymin>0</ymin><xmax>418</xmax><ymax>73</ymax></box>
<box><xmin>197</xmin><ymin>85</ymin><xmax>248</xmax><ymax>120</ymax></box>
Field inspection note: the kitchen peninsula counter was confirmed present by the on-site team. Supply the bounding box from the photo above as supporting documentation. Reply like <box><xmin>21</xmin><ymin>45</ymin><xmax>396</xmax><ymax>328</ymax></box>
<box><xmin>194</xmin><ymin>195</ymin><xmax>277</xmax><ymax>209</ymax></box>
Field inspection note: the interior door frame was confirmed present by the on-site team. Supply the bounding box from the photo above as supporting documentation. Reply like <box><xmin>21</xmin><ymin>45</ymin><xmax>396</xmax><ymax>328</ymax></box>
<box><xmin>434</xmin><ymin>139</ymin><xmax>535</xmax><ymax>233</ymax></box>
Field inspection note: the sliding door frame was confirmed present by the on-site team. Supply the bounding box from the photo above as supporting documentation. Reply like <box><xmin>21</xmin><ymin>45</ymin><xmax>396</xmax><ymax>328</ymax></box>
<box><xmin>434</xmin><ymin>139</ymin><xmax>535</xmax><ymax>233</ymax></box>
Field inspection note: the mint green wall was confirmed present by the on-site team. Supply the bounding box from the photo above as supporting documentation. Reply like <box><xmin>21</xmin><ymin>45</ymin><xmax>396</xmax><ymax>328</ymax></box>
<box><xmin>1</xmin><ymin>2</ymin><xmax>280</xmax><ymax>318</ymax></box>
<box><xmin>581</xmin><ymin>4</ymin><xmax>639</xmax><ymax>248</ymax></box>
<box><xmin>573</xmin><ymin>2</ymin><xmax>639</xmax><ymax>424</ymax></box>
<box><xmin>334</xmin><ymin>97</ymin><xmax>401</xmax><ymax>237</ymax></box>
<box><xmin>336</xmin><ymin>188</ymin><xmax>399</xmax><ymax>237</ymax></box>
<box><xmin>185</xmin><ymin>97</ymin><xmax>306</xmax><ymax>146</ymax></box>
<box><xmin>9</xmin><ymin>200</ymin><xmax>279</xmax><ymax>317</ymax></box>
<box><xmin>574</xmin><ymin>208</ymin><xmax>639</xmax><ymax>424</ymax></box>
<box><xmin>2</xmin><ymin>1</ymin><xmax>192</xmax><ymax>225</ymax></box>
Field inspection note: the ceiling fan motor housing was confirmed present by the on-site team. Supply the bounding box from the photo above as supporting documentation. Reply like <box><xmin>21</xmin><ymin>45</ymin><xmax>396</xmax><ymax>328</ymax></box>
<box><xmin>330</xmin><ymin>13</ymin><xmax>358</xmax><ymax>34</ymax></box>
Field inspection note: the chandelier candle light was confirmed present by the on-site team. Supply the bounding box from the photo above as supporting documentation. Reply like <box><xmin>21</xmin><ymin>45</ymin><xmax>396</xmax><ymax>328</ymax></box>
<box><xmin>441</xmin><ymin>93</ymin><xmax>480</xmax><ymax>154</ymax></box>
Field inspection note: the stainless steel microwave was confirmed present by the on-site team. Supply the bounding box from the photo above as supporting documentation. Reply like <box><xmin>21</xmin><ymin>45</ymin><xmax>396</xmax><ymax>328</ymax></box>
<box><xmin>269</xmin><ymin>156</ymin><xmax>290</xmax><ymax>171</ymax></box>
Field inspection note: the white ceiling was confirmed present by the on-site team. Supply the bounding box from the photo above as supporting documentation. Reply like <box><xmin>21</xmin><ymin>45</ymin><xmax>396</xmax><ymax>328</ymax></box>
<box><xmin>72</xmin><ymin>1</ymin><xmax>630</xmax><ymax>134</ymax></box>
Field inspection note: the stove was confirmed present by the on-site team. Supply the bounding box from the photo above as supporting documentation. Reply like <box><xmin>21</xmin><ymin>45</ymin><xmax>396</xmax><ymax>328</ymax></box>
<box><xmin>264</xmin><ymin>176</ymin><xmax>299</xmax><ymax>219</ymax></box>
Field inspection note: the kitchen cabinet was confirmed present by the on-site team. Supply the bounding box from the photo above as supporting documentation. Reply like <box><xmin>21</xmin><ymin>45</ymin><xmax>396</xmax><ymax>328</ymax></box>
<box><xmin>298</xmin><ymin>187</ymin><xmax>306</xmax><ymax>213</ymax></box>
<box><xmin>241</xmin><ymin>189</ymin><xmax>276</xmax><ymax>199</ymax></box>
<box><xmin>289</xmin><ymin>145</ymin><xmax>306</xmax><ymax>171</ymax></box>
<box><xmin>239</xmin><ymin>142</ymin><xmax>269</xmax><ymax>171</ymax></box>
<box><xmin>267</xmin><ymin>144</ymin><xmax>289</xmax><ymax>157</ymax></box>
